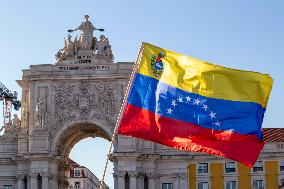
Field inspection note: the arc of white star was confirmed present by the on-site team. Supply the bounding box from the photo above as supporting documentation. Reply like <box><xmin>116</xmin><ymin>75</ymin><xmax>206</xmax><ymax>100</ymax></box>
<box><xmin>202</xmin><ymin>104</ymin><xmax>209</xmax><ymax>111</ymax></box>
<box><xmin>194</xmin><ymin>98</ymin><xmax>201</xmax><ymax>105</ymax></box>
<box><xmin>167</xmin><ymin>108</ymin><xmax>173</xmax><ymax>114</ymax></box>
<box><xmin>209</xmin><ymin>111</ymin><xmax>216</xmax><ymax>119</ymax></box>
<box><xmin>177</xmin><ymin>96</ymin><xmax>183</xmax><ymax>103</ymax></box>
<box><xmin>186</xmin><ymin>96</ymin><xmax>191</xmax><ymax>102</ymax></box>
<box><xmin>214</xmin><ymin>121</ymin><xmax>221</xmax><ymax>127</ymax></box>
<box><xmin>171</xmin><ymin>100</ymin><xmax>177</xmax><ymax>107</ymax></box>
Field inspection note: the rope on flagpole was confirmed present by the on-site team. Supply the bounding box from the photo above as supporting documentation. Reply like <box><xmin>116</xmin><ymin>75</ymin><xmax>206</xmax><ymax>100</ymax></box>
<box><xmin>99</xmin><ymin>43</ymin><xmax>145</xmax><ymax>189</ymax></box>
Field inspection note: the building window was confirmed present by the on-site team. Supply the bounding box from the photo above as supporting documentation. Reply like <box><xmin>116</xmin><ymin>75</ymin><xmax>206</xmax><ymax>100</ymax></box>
<box><xmin>225</xmin><ymin>181</ymin><xmax>237</xmax><ymax>189</ymax></box>
<box><xmin>197</xmin><ymin>182</ymin><xmax>209</xmax><ymax>189</ymax></box>
<box><xmin>74</xmin><ymin>182</ymin><xmax>80</xmax><ymax>189</ymax></box>
<box><xmin>253</xmin><ymin>161</ymin><xmax>264</xmax><ymax>172</ymax></box>
<box><xmin>280</xmin><ymin>161</ymin><xmax>284</xmax><ymax>172</ymax></box>
<box><xmin>253</xmin><ymin>180</ymin><xmax>264</xmax><ymax>189</ymax></box>
<box><xmin>162</xmin><ymin>183</ymin><xmax>173</xmax><ymax>189</ymax></box>
<box><xmin>225</xmin><ymin>162</ymin><xmax>237</xmax><ymax>173</ymax></box>
<box><xmin>74</xmin><ymin>169</ymin><xmax>81</xmax><ymax>177</ymax></box>
<box><xmin>3</xmin><ymin>186</ymin><xmax>12</xmax><ymax>189</ymax></box>
<box><xmin>197</xmin><ymin>163</ymin><xmax>209</xmax><ymax>174</ymax></box>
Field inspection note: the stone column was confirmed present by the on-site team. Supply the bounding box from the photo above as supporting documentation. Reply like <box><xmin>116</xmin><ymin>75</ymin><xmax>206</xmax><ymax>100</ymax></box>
<box><xmin>174</xmin><ymin>174</ymin><xmax>179</xmax><ymax>189</ymax></box>
<box><xmin>154</xmin><ymin>174</ymin><xmax>160</xmax><ymax>189</ymax></box>
<box><xmin>113</xmin><ymin>173</ymin><xmax>118</xmax><ymax>189</ymax></box>
<box><xmin>117</xmin><ymin>171</ymin><xmax>125</xmax><ymax>189</ymax></box>
<box><xmin>129</xmin><ymin>171</ymin><xmax>137</xmax><ymax>189</ymax></box>
<box><xmin>58</xmin><ymin>176</ymin><xmax>67</xmax><ymax>189</ymax></box>
<box><xmin>49</xmin><ymin>175</ymin><xmax>58</xmax><ymax>189</ymax></box>
<box><xmin>41</xmin><ymin>173</ymin><xmax>49</xmax><ymax>189</ymax></box>
<box><xmin>148</xmin><ymin>173</ymin><xmax>155</xmax><ymax>189</ymax></box>
<box><xmin>30</xmin><ymin>173</ymin><xmax>38</xmax><ymax>189</ymax></box>
<box><xmin>179</xmin><ymin>173</ymin><xmax>188</xmax><ymax>189</ymax></box>
<box><xmin>136</xmin><ymin>172</ymin><xmax>144</xmax><ymax>189</ymax></box>
<box><xmin>16</xmin><ymin>175</ymin><xmax>25</xmax><ymax>189</ymax></box>
<box><xmin>27</xmin><ymin>175</ymin><xmax>31</xmax><ymax>189</ymax></box>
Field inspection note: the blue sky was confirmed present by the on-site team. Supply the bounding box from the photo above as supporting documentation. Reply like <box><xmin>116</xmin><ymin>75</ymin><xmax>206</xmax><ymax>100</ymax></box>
<box><xmin>0</xmin><ymin>0</ymin><xmax>284</xmax><ymax>187</ymax></box>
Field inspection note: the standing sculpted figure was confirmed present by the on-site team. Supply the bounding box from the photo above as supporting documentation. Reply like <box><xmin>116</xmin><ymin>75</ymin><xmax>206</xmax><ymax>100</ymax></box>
<box><xmin>35</xmin><ymin>99</ymin><xmax>46</xmax><ymax>126</ymax></box>
<box><xmin>96</xmin><ymin>35</ymin><xmax>114</xmax><ymax>61</ymax></box>
<box><xmin>55</xmin><ymin>34</ymin><xmax>76</xmax><ymax>61</ymax></box>
<box><xmin>11</xmin><ymin>114</ymin><xmax>21</xmax><ymax>128</ymax></box>
<box><xmin>65</xmin><ymin>34</ymin><xmax>76</xmax><ymax>57</ymax></box>
<box><xmin>69</xmin><ymin>15</ymin><xmax>104</xmax><ymax>50</ymax></box>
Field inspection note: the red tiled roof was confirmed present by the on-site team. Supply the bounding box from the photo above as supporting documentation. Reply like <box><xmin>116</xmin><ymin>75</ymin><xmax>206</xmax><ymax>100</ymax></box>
<box><xmin>66</xmin><ymin>158</ymin><xmax>85</xmax><ymax>168</ymax></box>
<box><xmin>66</xmin><ymin>158</ymin><xmax>80</xmax><ymax>166</ymax></box>
<box><xmin>262</xmin><ymin>128</ymin><xmax>284</xmax><ymax>142</ymax></box>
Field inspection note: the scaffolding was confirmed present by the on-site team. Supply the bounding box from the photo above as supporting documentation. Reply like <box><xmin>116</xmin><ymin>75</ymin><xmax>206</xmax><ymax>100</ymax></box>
<box><xmin>0</xmin><ymin>81</ymin><xmax>21</xmax><ymax>126</ymax></box>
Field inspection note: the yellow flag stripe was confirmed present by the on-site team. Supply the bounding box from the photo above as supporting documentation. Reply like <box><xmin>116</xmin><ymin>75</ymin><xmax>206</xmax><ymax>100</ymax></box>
<box><xmin>137</xmin><ymin>43</ymin><xmax>273</xmax><ymax>108</ymax></box>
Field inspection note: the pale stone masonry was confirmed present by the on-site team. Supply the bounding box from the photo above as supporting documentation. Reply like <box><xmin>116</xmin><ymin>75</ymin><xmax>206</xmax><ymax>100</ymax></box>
<box><xmin>0</xmin><ymin>15</ymin><xmax>189</xmax><ymax>189</ymax></box>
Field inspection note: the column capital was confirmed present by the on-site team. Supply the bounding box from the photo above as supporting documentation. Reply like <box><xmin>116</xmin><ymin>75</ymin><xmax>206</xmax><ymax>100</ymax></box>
<box><xmin>39</xmin><ymin>172</ymin><xmax>49</xmax><ymax>178</ymax></box>
<box><xmin>147</xmin><ymin>173</ymin><xmax>157</xmax><ymax>179</ymax></box>
<box><xmin>116</xmin><ymin>171</ymin><xmax>126</xmax><ymax>178</ymax></box>
<box><xmin>128</xmin><ymin>171</ymin><xmax>138</xmax><ymax>178</ymax></box>
<box><xmin>178</xmin><ymin>173</ymin><xmax>188</xmax><ymax>179</ymax></box>
<box><xmin>136</xmin><ymin>172</ymin><xmax>145</xmax><ymax>179</ymax></box>
<box><xmin>16</xmin><ymin>174</ymin><xmax>26</xmax><ymax>181</ymax></box>
<box><xmin>49</xmin><ymin>174</ymin><xmax>58</xmax><ymax>180</ymax></box>
<box><xmin>29</xmin><ymin>172</ymin><xmax>38</xmax><ymax>179</ymax></box>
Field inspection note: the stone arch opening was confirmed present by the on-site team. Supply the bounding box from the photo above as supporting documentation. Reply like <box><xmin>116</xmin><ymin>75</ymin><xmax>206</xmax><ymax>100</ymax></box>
<box><xmin>54</xmin><ymin>122</ymin><xmax>112</xmax><ymax>189</ymax></box>
<box><xmin>54</xmin><ymin>122</ymin><xmax>111</xmax><ymax>160</ymax></box>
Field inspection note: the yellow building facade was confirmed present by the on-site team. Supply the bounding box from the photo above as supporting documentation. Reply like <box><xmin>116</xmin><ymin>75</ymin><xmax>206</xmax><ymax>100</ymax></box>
<box><xmin>188</xmin><ymin>128</ymin><xmax>284</xmax><ymax>189</ymax></box>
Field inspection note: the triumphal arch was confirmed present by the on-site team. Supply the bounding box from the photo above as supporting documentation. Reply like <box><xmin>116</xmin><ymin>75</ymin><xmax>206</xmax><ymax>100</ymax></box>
<box><xmin>0</xmin><ymin>16</ymin><xmax>189</xmax><ymax>189</ymax></box>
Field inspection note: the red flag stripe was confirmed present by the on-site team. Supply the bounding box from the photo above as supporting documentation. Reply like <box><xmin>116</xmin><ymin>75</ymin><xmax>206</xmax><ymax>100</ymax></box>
<box><xmin>118</xmin><ymin>104</ymin><xmax>264</xmax><ymax>167</ymax></box>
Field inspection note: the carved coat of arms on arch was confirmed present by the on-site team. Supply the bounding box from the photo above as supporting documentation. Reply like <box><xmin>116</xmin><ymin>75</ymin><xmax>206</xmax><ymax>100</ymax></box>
<box><xmin>52</xmin><ymin>80</ymin><xmax>117</xmax><ymax>136</ymax></box>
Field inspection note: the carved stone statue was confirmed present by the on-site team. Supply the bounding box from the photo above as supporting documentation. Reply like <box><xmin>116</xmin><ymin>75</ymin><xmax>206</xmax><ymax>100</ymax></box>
<box><xmin>11</xmin><ymin>114</ymin><xmax>21</xmax><ymax>128</ymax></box>
<box><xmin>55</xmin><ymin>34</ymin><xmax>76</xmax><ymax>61</ymax></box>
<box><xmin>35</xmin><ymin>98</ymin><xmax>46</xmax><ymax>126</ymax></box>
<box><xmin>21</xmin><ymin>105</ymin><xmax>29</xmax><ymax>128</ymax></box>
<box><xmin>65</xmin><ymin>34</ymin><xmax>76</xmax><ymax>57</ymax></box>
<box><xmin>0</xmin><ymin>114</ymin><xmax>21</xmax><ymax>139</ymax></box>
<box><xmin>95</xmin><ymin>35</ymin><xmax>114</xmax><ymax>61</ymax></box>
<box><xmin>55</xmin><ymin>15</ymin><xmax>115</xmax><ymax>64</ymax></box>
<box><xmin>69</xmin><ymin>15</ymin><xmax>104</xmax><ymax>50</ymax></box>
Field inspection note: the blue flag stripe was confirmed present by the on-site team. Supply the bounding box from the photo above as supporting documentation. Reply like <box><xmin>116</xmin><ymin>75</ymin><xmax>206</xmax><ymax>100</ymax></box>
<box><xmin>127</xmin><ymin>73</ymin><xmax>265</xmax><ymax>139</ymax></box>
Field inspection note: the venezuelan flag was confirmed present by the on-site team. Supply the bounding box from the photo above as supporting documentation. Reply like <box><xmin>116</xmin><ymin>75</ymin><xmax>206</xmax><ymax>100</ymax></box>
<box><xmin>118</xmin><ymin>43</ymin><xmax>273</xmax><ymax>167</ymax></box>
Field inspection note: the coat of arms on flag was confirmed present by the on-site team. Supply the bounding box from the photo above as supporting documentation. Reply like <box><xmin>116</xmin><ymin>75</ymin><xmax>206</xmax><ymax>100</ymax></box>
<box><xmin>150</xmin><ymin>52</ymin><xmax>165</xmax><ymax>78</ymax></box>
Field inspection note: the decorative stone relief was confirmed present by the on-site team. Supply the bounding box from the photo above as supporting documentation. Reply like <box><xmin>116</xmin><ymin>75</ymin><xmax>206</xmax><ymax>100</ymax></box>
<box><xmin>52</xmin><ymin>80</ymin><xmax>116</xmax><ymax>136</ymax></box>
<box><xmin>0</xmin><ymin>114</ymin><xmax>21</xmax><ymax>143</ymax></box>
<box><xmin>55</xmin><ymin>15</ymin><xmax>113</xmax><ymax>64</ymax></box>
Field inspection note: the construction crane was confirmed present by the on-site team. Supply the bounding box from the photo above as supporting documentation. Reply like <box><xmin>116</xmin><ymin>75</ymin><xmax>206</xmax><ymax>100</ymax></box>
<box><xmin>0</xmin><ymin>81</ymin><xmax>21</xmax><ymax>125</ymax></box>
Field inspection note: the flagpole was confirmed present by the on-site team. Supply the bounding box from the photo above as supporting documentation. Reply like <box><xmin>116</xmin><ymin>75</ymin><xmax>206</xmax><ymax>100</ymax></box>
<box><xmin>99</xmin><ymin>42</ymin><xmax>145</xmax><ymax>189</ymax></box>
